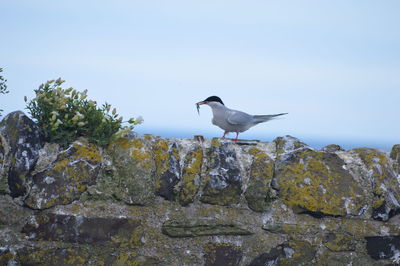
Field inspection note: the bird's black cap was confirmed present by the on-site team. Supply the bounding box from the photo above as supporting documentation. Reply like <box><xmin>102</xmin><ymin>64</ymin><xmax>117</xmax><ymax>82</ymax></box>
<box><xmin>204</xmin><ymin>96</ymin><xmax>224</xmax><ymax>105</ymax></box>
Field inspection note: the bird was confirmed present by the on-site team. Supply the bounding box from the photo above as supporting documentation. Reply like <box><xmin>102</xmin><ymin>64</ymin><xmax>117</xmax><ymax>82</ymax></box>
<box><xmin>196</xmin><ymin>96</ymin><xmax>287</xmax><ymax>142</ymax></box>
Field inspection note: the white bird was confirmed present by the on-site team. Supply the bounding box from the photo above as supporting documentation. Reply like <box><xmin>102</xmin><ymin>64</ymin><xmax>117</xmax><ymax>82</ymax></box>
<box><xmin>196</xmin><ymin>96</ymin><xmax>287</xmax><ymax>142</ymax></box>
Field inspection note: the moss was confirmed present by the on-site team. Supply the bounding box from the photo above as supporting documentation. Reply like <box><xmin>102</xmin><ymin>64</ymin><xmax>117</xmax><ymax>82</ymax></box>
<box><xmin>179</xmin><ymin>147</ymin><xmax>203</xmax><ymax>206</ymax></box>
<box><xmin>72</xmin><ymin>140</ymin><xmax>101</xmax><ymax>163</ymax></box>
<box><xmin>276</xmin><ymin>149</ymin><xmax>365</xmax><ymax>216</ymax></box>
<box><xmin>279</xmin><ymin>241</ymin><xmax>315</xmax><ymax>266</ymax></box>
<box><xmin>245</xmin><ymin>148</ymin><xmax>275</xmax><ymax>212</ymax></box>
<box><xmin>324</xmin><ymin>232</ymin><xmax>356</xmax><ymax>252</ymax></box>
<box><xmin>211</xmin><ymin>137</ymin><xmax>222</xmax><ymax>147</ymax></box>
<box><xmin>154</xmin><ymin>138</ymin><xmax>170</xmax><ymax>191</ymax></box>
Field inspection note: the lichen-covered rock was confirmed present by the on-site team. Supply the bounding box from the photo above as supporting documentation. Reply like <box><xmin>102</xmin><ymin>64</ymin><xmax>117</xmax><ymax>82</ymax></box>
<box><xmin>390</xmin><ymin>144</ymin><xmax>400</xmax><ymax>173</ymax></box>
<box><xmin>154</xmin><ymin>139</ymin><xmax>181</xmax><ymax>201</ymax></box>
<box><xmin>22</xmin><ymin>213</ymin><xmax>142</xmax><ymax>246</ymax></box>
<box><xmin>0</xmin><ymin>195</ymin><xmax>32</xmax><ymax>228</ymax></box>
<box><xmin>323</xmin><ymin>232</ymin><xmax>356</xmax><ymax>251</ymax></box>
<box><xmin>322</xmin><ymin>144</ymin><xmax>344</xmax><ymax>153</ymax></box>
<box><xmin>24</xmin><ymin>139</ymin><xmax>101</xmax><ymax>209</ymax></box>
<box><xmin>0</xmin><ymin>136</ymin><xmax>8</xmax><ymax>194</ymax></box>
<box><xmin>179</xmin><ymin>145</ymin><xmax>203</xmax><ymax>206</ymax></box>
<box><xmin>84</xmin><ymin>136</ymin><xmax>155</xmax><ymax>205</ymax></box>
<box><xmin>200</xmin><ymin>139</ymin><xmax>242</xmax><ymax>205</ymax></box>
<box><xmin>16</xmin><ymin>247</ymin><xmax>90</xmax><ymax>266</ymax></box>
<box><xmin>275</xmin><ymin>149</ymin><xmax>366</xmax><ymax>217</ymax></box>
<box><xmin>365</xmin><ymin>236</ymin><xmax>400</xmax><ymax>263</ymax></box>
<box><xmin>162</xmin><ymin>218</ymin><xmax>252</xmax><ymax>237</ymax></box>
<box><xmin>352</xmin><ymin>148</ymin><xmax>400</xmax><ymax>221</ymax></box>
<box><xmin>248</xmin><ymin>241</ymin><xmax>315</xmax><ymax>266</ymax></box>
<box><xmin>279</xmin><ymin>240</ymin><xmax>316</xmax><ymax>266</ymax></box>
<box><xmin>273</xmin><ymin>135</ymin><xmax>310</xmax><ymax>160</ymax></box>
<box><xmin>204</xmin><ymin>243</ymin><xmax>242</xmax><ymax>266</ymax></box>
<box><xmin>0</xmin><ymin>111</ymin><xmax>43</xmax><ymax>197</ymax></box>
<box><xmin>245</xmin><ymin>147</ymin><xmax>275</xmax><ymax>212</ymax></box>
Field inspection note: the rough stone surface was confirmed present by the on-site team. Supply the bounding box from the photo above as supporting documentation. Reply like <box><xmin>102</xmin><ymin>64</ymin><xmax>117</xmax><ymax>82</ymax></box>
<box><xmin>0</xmin><ymin>111</ymin><xmax>43</xmax><ymax>197</ymax></box>
<box><xmin>352</xmin><ymin>148</ymin><xmax>400</xmax><ymax>221</ymax></box>
<box><xmin>162</xmin><ymin>218</ymin><xmax>252</xmax><ymax>237</ymax></box>
<box><xmin>365</xmin><ymin>236</ymin><xmax>400</xmax><ymax>262</ymax></box>
<box><xmin>84</xmin><ymin>136</ymin><xmax>156</xmax><ymax>205</ymax></box>
<box><xmin>275</xmin><ymin>148</ymin><xmax>366</xmax><ymax>217</ymax></box>
<box><xmin>245</xmin><ymin>147</ymin><xmax>275</xmax><ymax>212</ymax></box>
<box><xmin>390</xmin><ymin>144</ymin><xmax>400</xmax><ymax>173</ymax></box>
<box><xmin>154</xmin><ymin>139</ymin><xmax>181</xmax><ymax>201</ymax></box>
<box><xmin>178</xmin><ymin>145</ymin><xmax>203</xmax><ymax>206</ymax></box>
<box><xmin>22</xmin><ymin>213</ymin><xmax>141</xmax><ymax>245</ymax></box>
<box><xmin>204</xmin><ymin>243</ymin><xmax>242</xmax><ymax>266</ymax></box>
<box><xmin>200</xmin><ymin>139</ymin><xmax>243</xmax><ymax>205</ymax></box>
<box><xmin>24</xmin><ymin>139</ymin><xmax>101</xmax><ymax>209</ymax></box>
<box><xmin>1</xmin><ymin>111</ymin><xmax>400</xmax><ymax>265</ymax></box>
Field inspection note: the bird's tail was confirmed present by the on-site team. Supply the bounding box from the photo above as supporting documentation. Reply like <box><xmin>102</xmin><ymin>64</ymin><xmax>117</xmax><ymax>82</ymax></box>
<box><xmin>253</xmin><ymin>113</ymin><xmax>288</xmax><ymax>123</ymax></box>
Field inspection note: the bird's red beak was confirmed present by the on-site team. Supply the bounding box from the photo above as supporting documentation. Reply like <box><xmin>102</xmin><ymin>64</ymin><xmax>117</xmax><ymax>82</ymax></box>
<box><xmin>197</xmin><ymin>101</ymin><xmax>208</xmax><ymax>105</ymax></box>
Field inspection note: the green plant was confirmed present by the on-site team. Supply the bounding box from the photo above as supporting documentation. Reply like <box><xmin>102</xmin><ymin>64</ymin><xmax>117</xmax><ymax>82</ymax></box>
<box><xmin>26</xmin><ymin>78</ymin><xmax>142</xmax><ymax>147</ymax></box>
<box><xmin>0</xmin><ymin>68</ymin><xmax>9</xmax><ymax>117</ymax></box>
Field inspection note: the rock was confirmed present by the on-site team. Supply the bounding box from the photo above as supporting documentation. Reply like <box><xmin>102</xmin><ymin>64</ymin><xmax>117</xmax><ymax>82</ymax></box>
<box><xmin>352</xmin><ymin>148</ymin><xmax>400</xmax><ymax>221</ymax></box>
<box><xmin>248</xmin><ymin>246</ymin><xmax>285</xmax><ymax>266</ymax></box>
<box><xmin>154</xmin><ymin>139</ymin><xmax>181</xmax><ymax>201</ymax></box>
<box><xmin>273</xmin><ymin>135</ymin><xmax>310</xmax><ymax>160</ymax></box>
<box><xmin>323</xmin><ymin>232</ymin><xmax>356</xmax><ymax>251</ymax></box>
<box><xmin>248</xmin><ymin>241</ymin><xmax>315</xmax><ymax>266</ymax></box>
<box><xmin>322</xmin><ymin>144</ymin><xmax>344</xmax><ymax>153</ymax></box>
<box><xmin>0</xmin><ymin>195</ymin><xmax>32</xmax><ymax>228</ymax></box>
<box><xmin>16</xmin><ymin>247</ymin><xmax>90</xmax><ymax>265</ymax></box>
<box><xmin>204</xmin><ymin>243</ymin><xmax>242</xmax><ymax>266</ymax></box>
<box><xmin>390</xmin><ymin>144</ymin><xmax>400</xmax><ymax>173</ymax></box>
<box><xmin>0</xmin><ymin>136</ymin><xmax>8</xmax><ymax>194</ymax></box>
<box><xmin>200</xmin><ymin>139</ymin><xmax>242</xmax><ymax>205</ymax></box>
<box><xmin>245</xmin><ymin>147</ymin><xmax>275</xmax><ymax>212</ymax></box>
<box><xmin>162</xmin><ymin>218</ymin><xmax>252</xmax><ymax>237</ymax></box>
<box><xmin>22</xmin><ymin>213</ymin><xmax>142</xmax><ymax>246</ymax></box>
<box><xmin>365</xmin><ymin>236</ymin><xmax>400</xmax><ymax>262</ymax></box>
<box><xmin>279</xmin><ymin>241</ymin><xmax>316</xmax><ymax>265</ymax></box>
<box><xmin>275</xmin><ymin>148</ymin><xmax>366</xmax><ymax>217</ymax></box>
<box><xmin>0</xmin><ymin>111</ymin><xmax>43</xmax><ymax>197</ymax></box>
<box><xmin>24</xmin><ymin>139</ymin><xmax>101</xmax><ymax>209</ymax></box>
<box><xmin>179</xmin><ymin>145</ymin><xmax>203</xmax><ymax>206</ymax></box>
<box><xmin>84</xmin><ymin>136</ymin><xmax>156</xmax><ymax>205</ymax></box>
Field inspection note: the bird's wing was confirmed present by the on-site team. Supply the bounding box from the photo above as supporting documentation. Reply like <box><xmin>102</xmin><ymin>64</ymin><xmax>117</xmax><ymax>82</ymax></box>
<box><xmin>227</xmin><ymin>110</ymin><xmax>253</xmax><ymax>125</ymax></box>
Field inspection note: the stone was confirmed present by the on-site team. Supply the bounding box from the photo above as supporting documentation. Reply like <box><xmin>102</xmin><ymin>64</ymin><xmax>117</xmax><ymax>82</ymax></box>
<box><xmin>248</xmin><ymin>241</ymin><xmax>315</xmax><ymax>266</ymax></box>
<box><xmin>322</xmin><ymin>144</ymin><xmax>344</xmax><ymax>153</ymax></box>
<box><xmin>273</xmin><ymin>135</ymin><xmax>310</xmax><ymax>160</ymax></box>
<box><xmin>245</xmin><ymin>147</ymin><xmax>275</xmax><ymax>212</ymax></box>
<box><xmin>16</xmin><ymin>247</ymin><xmax>90</xmax><ymax>265</ymax></box>
<box><xmin>323</xmin><ymin>232</ymin><xmax>356</xmax><ymax>251</ymax></box>
<box><xmin>365</xmin><ymin>236</ymin><xmax>400</xmax><ymax>263</ymax></box>
<box><xmin>248</xmin><ymin>247</ymin><xmax>285</xmax><ymax>266</ymax></box>
<box><xmin>179</xmin><ymin>145</ymin><xmax>203</xmax><ymax>206</ymax></box>
<box><xmin>200</xmin><ymin>139</ymin><xmax>242</xmax><ymax>205</ymax></box>
<box><xmin>22</xmin><ymin>213</ymin><xmax>141</xmax><ymax>246</ymax></box>
<box><xmin>204</xmin><ymin>243</ymin><xmax>242</xmax><ymax>266</ymax></box>
<box><xmin>24</xmin><ymin>139</ymin><xmax>101</xmax><ymax>209</ymax></box>
<box><xmin>0</xmin><ymin>111</ymin><xmax>43</xmax><ymax>197</ymax></box>
<box><xmin>85</xmin><ymin>136</ymin><xmax>156</xmax><ymax>205</ymax></box>
<box><xmin>390</xmin><ymin>144</ymin><xmax>400</xmax><ymax>173</ymax></box>
<box><xmin>162</xmin><ymin>218</ymin><xmax>252</xmax><ymax>237</ymax></box>
<box><xmin>154</xmin><ymin>139</ymin><xmax>181</xmax><ymax>201</ymax></box>
<box><xmin>352</xmin><ymin>148</ymin><xmax>400</xmax><ymax>221</ymax></box>
<box><xmin>275</xmin><ymin>148</ymin><xmax>366</xmax><ymax>217</ymax></box>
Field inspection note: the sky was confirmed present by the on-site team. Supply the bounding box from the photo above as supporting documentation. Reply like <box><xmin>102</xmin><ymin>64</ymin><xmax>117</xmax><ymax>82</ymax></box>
<box><xmin>1</xmin><ymin>1</ymin><xmax>400</xmax><ymax>150</ymax></box>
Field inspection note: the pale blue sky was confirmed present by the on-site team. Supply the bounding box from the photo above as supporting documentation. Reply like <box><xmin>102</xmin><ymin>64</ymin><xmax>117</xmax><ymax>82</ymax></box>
<box><xmin>1</xmin><ymin>1</ymin><xmax>399</xmax><ymax>149</ymax></box>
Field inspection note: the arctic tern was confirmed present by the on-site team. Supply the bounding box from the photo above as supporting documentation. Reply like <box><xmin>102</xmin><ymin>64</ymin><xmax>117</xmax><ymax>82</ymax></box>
<box><xmin>196</xmin><ymin>96</ymin><xmax>287</xmax><ymax>141</ymax></box>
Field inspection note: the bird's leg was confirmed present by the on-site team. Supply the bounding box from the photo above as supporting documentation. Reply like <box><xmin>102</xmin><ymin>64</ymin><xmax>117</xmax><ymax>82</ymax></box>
<box><xmin>233</xmin><ymin>132</ymin><xmax>239</xmax><ymax>142</ymax></box>
<box><xmin>221</xmin><ymin>132</ymin><xmax>227</xmax><ymax>139</ymax></box>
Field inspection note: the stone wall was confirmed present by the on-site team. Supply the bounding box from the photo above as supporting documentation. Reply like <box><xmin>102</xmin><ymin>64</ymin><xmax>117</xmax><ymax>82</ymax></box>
<box><xmin>1</xmin><ymin>111</ymin><xmax>400</xmax><ymax>265</ymax></box>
